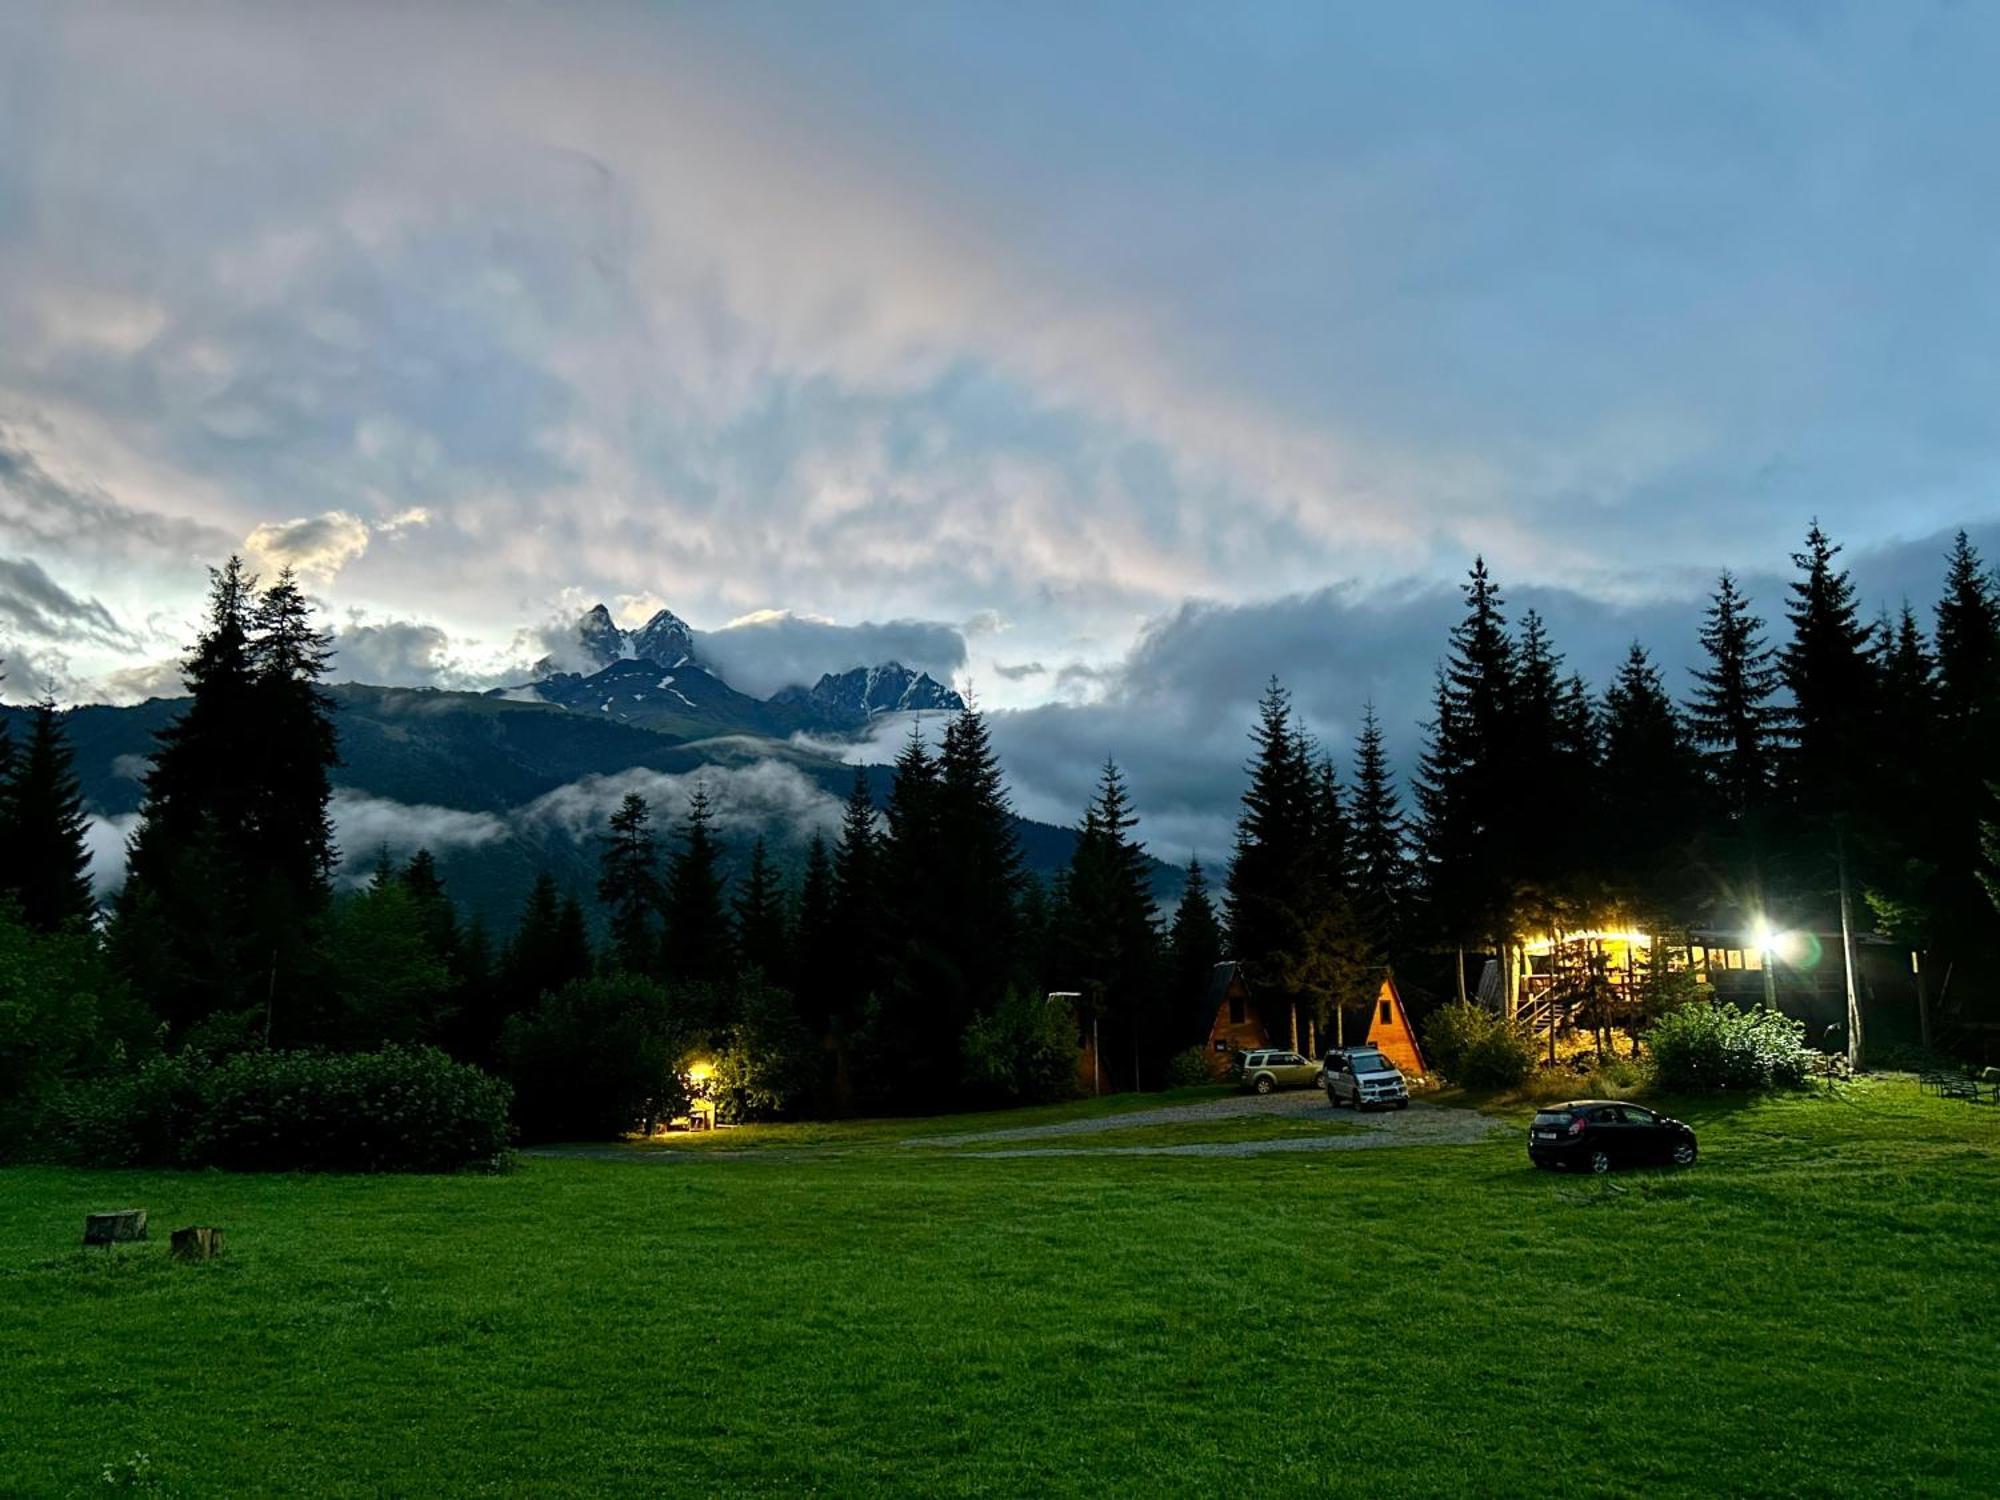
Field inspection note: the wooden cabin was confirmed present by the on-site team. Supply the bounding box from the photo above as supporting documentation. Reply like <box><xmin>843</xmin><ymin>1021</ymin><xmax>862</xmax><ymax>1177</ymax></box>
<box><xmin>1201</xmin><ymin>962</ymin><xmax>1428</xmax><ymax>1080</ymax></box>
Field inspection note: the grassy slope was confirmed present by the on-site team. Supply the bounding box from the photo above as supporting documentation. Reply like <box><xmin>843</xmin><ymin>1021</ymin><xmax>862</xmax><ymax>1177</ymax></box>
<box><xmin>2</xmin><ymin>1083</ymin><xmax>1996</xmax><ymax>1497</ymax></box>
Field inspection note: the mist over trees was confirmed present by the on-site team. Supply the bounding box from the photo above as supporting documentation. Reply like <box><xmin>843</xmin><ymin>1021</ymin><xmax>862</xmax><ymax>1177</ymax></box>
<box><xmin>4</xmin><ymin>520</ymin><xmax>1998</xmax><ymax>1156</ymax></box>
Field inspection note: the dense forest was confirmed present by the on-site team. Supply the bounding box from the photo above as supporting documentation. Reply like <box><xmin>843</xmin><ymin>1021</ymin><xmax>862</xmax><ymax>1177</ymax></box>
<box><xmin>4</xmin><ymin>521</ymin><xmax>1998</xmax><ymax>1156</ymax></box>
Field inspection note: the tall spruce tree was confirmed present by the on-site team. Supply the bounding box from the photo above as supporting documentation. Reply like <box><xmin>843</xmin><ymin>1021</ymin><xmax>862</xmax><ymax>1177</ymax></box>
<box><xmin>830</xmin><ymin>768</ymin><xmax>884</xmax><ymax>1025</ymax></box>
<box><xmin>1168</xmin><ymin>856</ymin><xmax>1224</xmax><ymax>1047</ymax></box>
<box><xmin>1687</xmin><ymin>571</ymin><xmax>1782</xmax><ymax>827</ymax></box>
<box><xmin>731</xmin><ymin>835</ymin><xmax>790</xmax><ymax>978</ymax></box>
<box><xmin>791</xmin><ymin>831</ymin><xmax>839</xmax><ymax>1031</ymax></box>
<box><xmin>248</xmin><ymin>568</ymin><xmax>338</xmax><ymax>905</ymax></box>
<box><xmin>1226</xmin><ymin>678</ymin><xmax>1316</xmax><ymax>1042</ymax></box>
<box><xmin>3</xmin><ymin>700</ymin><xmax>96</xmax><ymax>931</ymax></box>
<box><xmin>597</xmin><ymin>791</ymin><xmax>663</xmax><ymax>975</ymax></box>
<box><xmin>662</xmin><ymin>785</ymin><xmax>730</xmax><ymax>986</ymax></box>
<box><xmin>932</xmin><ymin>702</ymin><xmax>1024</xmax><ymax>1032</ymax></box>
<box><xmin>1598</xmin><ymin>643</ymin><xmax>1699</xmax><ymax>922</ymax></box>
<box><xmin>500</xmin><ymin>872</ymin><xmax>593</xmax><ymax>1017</ymax></box>
<box><xmin>1350</xmin><ymin>702</ymin><xmax>1411</xmax><ymax>956</ymax></box>
<box><xmin>1057</xmin><ymin>759</ymin><xmax>1161</xmax><ymax>1088</ymax></box>
<box><xmin>1416</xmin><ymin>558</ymin><xmax>1518</xmax><ymax>970</ymax></box>
<box><xmin>1930</xmin><ymin>533</ymin><xmax>2000</xmax><ymax>969</ymax></box>
<box><xmin>116</xmin><ymin>558</ymin><xmax>339</xmax><ymax>1037</ymax></box>
<box><xmin>1781</xmin><ymin>521</ymin><xmax>1879</xmax><ymax>829</ymax></box>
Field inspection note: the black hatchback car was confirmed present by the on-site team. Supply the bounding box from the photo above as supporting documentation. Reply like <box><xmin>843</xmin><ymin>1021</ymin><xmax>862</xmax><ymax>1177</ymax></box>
<box><xmin>1528</xmin><ymin>1100</ymin><xmax>1698</xmax><ymax>1173</ymax></box>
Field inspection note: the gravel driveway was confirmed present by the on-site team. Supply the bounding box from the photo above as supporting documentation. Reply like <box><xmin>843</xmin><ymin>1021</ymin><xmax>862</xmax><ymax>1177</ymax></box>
<box><xmin>902</xmin><ymin>1092</ymin><xmax>1508</xmax><ymax>1158</ymax></box>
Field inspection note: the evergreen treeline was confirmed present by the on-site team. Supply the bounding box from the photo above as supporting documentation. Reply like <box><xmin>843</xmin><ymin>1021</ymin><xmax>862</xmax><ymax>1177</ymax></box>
<box><xmin>4</xmin><ymin>522</ymin><xmax>1998</xmax><ymax>1157</ymax></box>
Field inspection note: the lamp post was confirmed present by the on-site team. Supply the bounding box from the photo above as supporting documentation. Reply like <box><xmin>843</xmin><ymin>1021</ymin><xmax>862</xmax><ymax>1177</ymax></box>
<box><xmin>1753</xmin><ymin>919</ymin><xmax>1779</xmax><ymax>1010</ymax></box>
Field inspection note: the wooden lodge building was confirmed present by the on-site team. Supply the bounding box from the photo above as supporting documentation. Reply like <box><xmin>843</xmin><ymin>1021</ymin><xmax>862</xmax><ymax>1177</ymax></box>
<box><xmin>1475</xmin><ymin>926</ymin><xmax>1930</xmax><ymax>1055</ymax></box>
<box><xmin>1201</xmin><ymin>961</ymin><xmax>1428</xmax><ymax>1080</ymax></box>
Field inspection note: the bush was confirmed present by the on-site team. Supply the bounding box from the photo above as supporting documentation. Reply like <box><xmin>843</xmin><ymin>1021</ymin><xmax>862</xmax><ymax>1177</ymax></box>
<box><xmin>1421</xmin><ymin>1001</ymin><xmax>1537</xmax><ymax>1089</ymax></box>
<box><xmin>501</xmin><ymin>975</ymin><xmax>692</xmax><ymax>1142</ymax></box>
<box><xmin>1163</xmin><ymin>1046</ymin><xmax>1214</xmax><ymax>1089</ymax></box>
<box><xmin>709</xmin><ymin>979</ymin><xmax>819</xmax><ymax>1124</ymax></box>
<box><xmin>961</xmin><ymin>989</ymin><xmax>1080</xmax><ymax>1106</ymax></box>
<box><xmin>1647</xmin><ymin>1001</ymin><xmax>1814</xmax><ymax>1092</ymax></box>
<box><xmin>41</xmin><ymin>1046</ymin><xmax>509</xmax><ymax>1171</ymax></box>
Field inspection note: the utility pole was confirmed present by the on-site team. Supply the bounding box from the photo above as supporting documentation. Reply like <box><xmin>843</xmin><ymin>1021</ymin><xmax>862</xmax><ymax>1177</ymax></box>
<box><xmin>1836</xmin><ymin>829</ymin><xmax>1863</xmax><ymax>1071</ymax></box>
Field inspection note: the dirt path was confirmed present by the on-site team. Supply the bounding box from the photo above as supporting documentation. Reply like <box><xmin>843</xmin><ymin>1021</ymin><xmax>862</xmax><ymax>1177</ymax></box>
<box><xmin>902</xmin><ymin>1093</ymin><xmax>1509</xmax><ymax>1158</ymax></box>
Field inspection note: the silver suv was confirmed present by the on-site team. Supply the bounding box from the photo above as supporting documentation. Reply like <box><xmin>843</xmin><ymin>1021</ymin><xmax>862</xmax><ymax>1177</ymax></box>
<box><xmin>1322</xmin><ymin>1047</ymin><xmax>1409</xmax><ymax>1110</ymax></box>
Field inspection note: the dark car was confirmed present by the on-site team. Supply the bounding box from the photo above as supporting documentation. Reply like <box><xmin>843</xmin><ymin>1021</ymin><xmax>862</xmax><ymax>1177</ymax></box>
<box><xmin>1528</xmin><ymin>1100</ymin><xmax>1698</xmax><ymax>1173</ymax></box>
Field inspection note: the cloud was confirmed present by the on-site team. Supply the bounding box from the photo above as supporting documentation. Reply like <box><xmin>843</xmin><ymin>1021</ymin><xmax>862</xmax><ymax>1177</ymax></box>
<box><xmin>693</xmin><ymin>610</ymin><xmax>967</xmax><ymax>697</ymax></box>
<box><xmin>0</xmin><ymin>433</ymin><xmax>232</xmax><ymax>569</ymax></box>
<box><xmin>89</xmin><ymin>658</ymin><xmax>187</xmax><ymax>705</ymax></box>
<box><xmin>330</xmin><ymin>619</ymin><xmax>463</xmax><ymax>689</ymax></box>
<box><xmin>83</xmin><ymin>812</ymin><xmax>141</xmax><ymax>897</ymax></box>
<box><xmin>329</xmin><ymin>791</ymin><xmax>507</xmax><ymax>876</ymax></box>
<box><xmin>520</xmin><ymin>761</ymin><xmax>843</xmax><ymax>847</ymax></box>
<box><xmin>243</xmin><ymin>510</ymin><xmax>370</xmax><ymax>583</ymax></box>
<box><xmin>0</xmin><ymin>556</ymin><xmax>132</xmax><ymax>650</ymax></box>
<box><xmin>992</xmin><ymin>660</ymin><xmax>1045</xmax><ymax>681</ymax></box>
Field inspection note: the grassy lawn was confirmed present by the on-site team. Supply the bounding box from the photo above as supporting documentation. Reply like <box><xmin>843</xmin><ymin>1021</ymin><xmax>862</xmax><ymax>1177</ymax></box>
<box><xmin>2</xmin><ymin>1081</ymin><xmax>1996</xmax><ymax>1497</ymax></box>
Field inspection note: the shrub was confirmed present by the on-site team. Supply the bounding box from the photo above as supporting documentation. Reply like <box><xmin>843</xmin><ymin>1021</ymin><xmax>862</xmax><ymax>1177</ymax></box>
<box><xmin>961</xmin><ymin>989</ymin><xmax>1080</xmax><ymax>1106</ymax></box>
<box><xmin>1421</xmin><ymin>1001</ymin><xmax>1537</xmax><ymax>1089</ymax></box>
<box><xmin>41</xmin><ymin>1046</ymin><xmax>509</xmax><ymax>1171</ymax></box>
<box><xmin>192</xmin><ymin>1046</ymin><xmax>511</xmax><ymax>1171</ymax></box>
<box><xmin>1163</xmin><ymin>1046</ymin><xmax>1214</xmax><ymax>1089</ymax></box>
<box><xmin>501</xmin><ymin>975</ymin><xmax>692</xmax><ymax>1142</ymax></box>
<box><xmin>709</xmin><ymin>978</ymin><xmax>819</xmax><ymax>1124</ymax></box>
<box><xmin>1647</xmin><ymin>1001</ymin><xmax>1814</xmax><ymax>1092</ymax></box>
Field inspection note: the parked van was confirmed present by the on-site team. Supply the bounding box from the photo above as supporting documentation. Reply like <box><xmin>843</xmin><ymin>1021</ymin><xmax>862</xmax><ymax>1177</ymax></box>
<box><xmin>1321</xmin><ymin>1047</ymin><xmax>1409</xmax><ymax>1110</ymax></box>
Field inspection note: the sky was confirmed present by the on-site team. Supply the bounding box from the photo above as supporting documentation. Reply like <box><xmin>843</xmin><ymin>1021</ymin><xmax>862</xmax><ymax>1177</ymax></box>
<box><xmin>5</xmin><ymin>1</ymin><xmax>2000</xmax><ymax>859</ymax></box>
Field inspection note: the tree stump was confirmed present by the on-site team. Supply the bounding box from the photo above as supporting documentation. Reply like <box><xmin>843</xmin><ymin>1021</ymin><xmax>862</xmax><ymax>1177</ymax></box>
<box><xmin>83</xmin><ymin>1209</ymin><xmax>147</xmax><ymax>1246</ymax></box>
<box><xmin>171</xmin><ymin>1226</ymin><xmax>225</xmax><ymax>1262</ymax></box>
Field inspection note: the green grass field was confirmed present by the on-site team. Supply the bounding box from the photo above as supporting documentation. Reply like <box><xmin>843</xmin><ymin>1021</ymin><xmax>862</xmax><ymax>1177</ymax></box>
<box><xmin>3</xmin><ymin>1081</ymin><xmax>1996</xmax><ymax>1497</ymax></box>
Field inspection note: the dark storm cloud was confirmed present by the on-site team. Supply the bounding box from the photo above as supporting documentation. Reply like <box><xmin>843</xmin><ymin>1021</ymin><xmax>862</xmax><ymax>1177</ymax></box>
<box><xmin>0</xmin><ymin>557</ymin><xmax>131</xmax><ymax>645</ymax></box>
<box><xmin>988</xmin><ymin>523</ymin><xmax>2000</xmax><ymax>864</ymax></box>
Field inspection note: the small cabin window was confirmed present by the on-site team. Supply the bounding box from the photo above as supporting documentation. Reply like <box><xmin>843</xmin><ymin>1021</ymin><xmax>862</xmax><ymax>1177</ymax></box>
<box><xmin>1379</xmin><ymin>1000</ymin><xmax>1392</xmax><ymax>1025</ymax></box>
<box><xmin>1228</xmin><ymin>993</ymin><xmax>1246</xmax><ymax>1025</ymax></box>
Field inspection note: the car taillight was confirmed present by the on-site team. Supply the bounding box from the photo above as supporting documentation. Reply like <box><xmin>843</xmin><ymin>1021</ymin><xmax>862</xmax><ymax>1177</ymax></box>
<box><xmin>1567</xmin><ymin>1118</ymin><xmax>1587</xmax><ymax>1136</ymax></box>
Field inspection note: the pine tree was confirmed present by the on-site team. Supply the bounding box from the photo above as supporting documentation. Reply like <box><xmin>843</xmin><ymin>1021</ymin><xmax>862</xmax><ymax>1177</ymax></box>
<box><xmin>731</xmin><ymin>835</ymin><xmax>790</xmax><ymax>979</ymax></box>
<box><xmin>400</xmin><ymin>849</ymin><xmax>463</xmax><ymax>971</ymax></box>
<box><xmin>1057</xmin><ymin>759</ymin><xmax>1161</xmax><ymax>1088</ymax></box>
<box><xmin>248</xmin><ymin>567</ymin><xmax>338</xmax><ymax>905</ymax></box>
<box><xmin>501</xmin><ymin>873</ymin><xmax>592</xmax><ymax>1016</ymax></box>
<box><xmin>829</xmin><ymin>768</ymin><xmax>884</xmax><ymax>1025</ymax></box>
<box><xmin>597</xmin><ymin>791</ymin><xmax>662</xmax><ymax>975</ymax></box>
<box><xmin>1598</xmin><ymin>643</ymin><xmax>1699</xmax><ymax>922</ymax></box>
<box><xmin>661</xmin><ymin>785</ymin><xmax>729</xmax><ymax>986</ymax></box>
<box><xmin>114</xmin><ymin>559</ymin><xmax>267</xmax><ymax>1034</ymax></box>
<box><xmin>1780</xmin><ymin>521</ymin><xmax>1879</xmax><ymax>827</ymax></box>
<box><xmin>1928</xmin><ymin>534</ymin><xmax>2000</xmax><ymax>971</ymax></box>
<box><xmin>1687</xmin><ymin>571</ymin><xmax>1782</xmax><ymax>826</ymax></box>
<box><xmin>791</xmin><ymin>831</ymin><xmax>839</xmax><ymax>1031</ymax></box>
<box><xmin>1350</xmin><ymin>703</ymin><xmax>1411</xmax><ymax>955</ymax></box>
<box><xmin>1168</xmin><ymin>857</ymin><xmax>1224</xmax><ymax>1047</ymax></box>
<box><xmin>1226</xmin><ymin>678</ymin><xmax>1316</xmax><ymax>1039</ymax></box>
<box><xmin>1934</xmin><ymin>531</ymin><xmax>2000</xmax><ymax>732</ymax></box>
<box><xmin>1416</xmin><ymin>558</ymin><xmax>1518</xmax><ymax>956</ymax></box>
<box><xmin>2</xmin><ymin>700</ymin><xmax>96</xmax><ymax>931</ymax></box>
<box><xmin>932</xmin><ymin>702</ymin><xmax>1024</xmax><ymax>1024</ymax></box>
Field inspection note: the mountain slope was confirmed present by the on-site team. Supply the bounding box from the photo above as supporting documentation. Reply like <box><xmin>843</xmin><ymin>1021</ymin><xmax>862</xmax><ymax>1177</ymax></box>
<box><xmin>12</xmin><ymin>688</ymin><xmax>1183</xmax><ymax>932</ymax></box>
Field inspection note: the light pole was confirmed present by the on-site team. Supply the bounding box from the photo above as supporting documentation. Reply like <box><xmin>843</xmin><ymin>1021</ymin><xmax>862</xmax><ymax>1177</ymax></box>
<box><xmin>1753</xmin><ymin>918</ymin><xmax>1778</xmax><ymax>1011</ymax></box>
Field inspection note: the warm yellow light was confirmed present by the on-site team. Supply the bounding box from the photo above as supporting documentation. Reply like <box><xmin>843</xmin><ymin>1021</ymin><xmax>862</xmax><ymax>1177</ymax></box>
<box><xmin>1752</xmin><ymin>919</ymin><xmax>1776</xmax><ymax>953</ymax></box>
<box><xmin>686</xmin><ymin>1059</ymin><xmax>714</xmax><ymax>1084</ymax></box>
<box><xmin>1522</xmin><ymin>929</ymin><xmax>1654</xmax><ymax>954</ymax></box>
